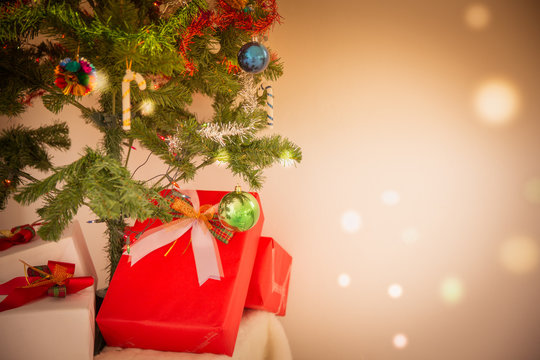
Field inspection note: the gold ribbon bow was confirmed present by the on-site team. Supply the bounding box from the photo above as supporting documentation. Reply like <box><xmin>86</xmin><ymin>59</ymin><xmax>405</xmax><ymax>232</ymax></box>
<box><xmin>171</xmin><ymin>197</ymin><xmax>215</xmax><ymax>230</ymax></box>
<box><xmin>20</xmin><ymin>260</ymin><xmax>73</xmax><ymax>289</ymax></box>
<box><xmin>166</xmin><ymin>197</ymin><xmax>216</xmax><ymax>256</ymax></box>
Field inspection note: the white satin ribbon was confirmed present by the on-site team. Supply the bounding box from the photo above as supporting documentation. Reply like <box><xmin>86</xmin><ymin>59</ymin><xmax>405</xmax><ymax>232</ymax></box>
<box><xmin>125</xmin><ymin>190</ymin><xmax>223</xmax><ymax>286</ymax></box>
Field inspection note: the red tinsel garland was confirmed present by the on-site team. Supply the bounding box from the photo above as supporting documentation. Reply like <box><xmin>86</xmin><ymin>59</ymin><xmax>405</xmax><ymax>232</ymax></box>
<box><xmin>179</xmin><ymin>0</ymin><xmax>281</xmax><ymax>75</ymax></box>
<box><xmin>214</xmin><ymin>0</ymin><xmax>281</xmax><ymax>34</ymax></box>
<box><xmin>179</xmin><ymin>11</ymin><xmax>211</xmax><ymax>76</ymax></box>
<box><xmin>220</xmin><ymin>56</ymin><xmax>241</xmax><ymax>74</ymax></box>
<box><xmin>20</xmin><ymin>89</ymin><xmax>46</xmax><ymax>106</ymax></box>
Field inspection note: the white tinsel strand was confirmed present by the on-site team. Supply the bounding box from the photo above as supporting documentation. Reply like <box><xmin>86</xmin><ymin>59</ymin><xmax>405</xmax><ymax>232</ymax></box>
<box><xmin>237</xmin><ymin>73</ymin><xmax>258</xmax><ymax>115</ymax></box>
<box><xmin>197</xmin><ymin>122</ymin><xmax>255</xmax><ymax>146</ymax></box>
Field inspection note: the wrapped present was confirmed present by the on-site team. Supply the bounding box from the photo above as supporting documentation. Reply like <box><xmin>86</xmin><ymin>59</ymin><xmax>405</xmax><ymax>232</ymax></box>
<box><xmin>0</xmin><ymin>224</ymin><xmax>36</xmax><ymax>251</ymax></box>
<box><xmin>0</xmin><ymin>260</ymin><xmax>94</xmax><ymax>312</ymax></box>
<box><xmin>0</xmin><ymin>220</ymin><xmax>97</xmax><ymax>282</ymax></box>
<box><xmin>245</xmin><ymin>237</ymin><xmax>292</xmax><ymax>316</ymax></box>
<box><xmin>0</xmin><ymin>221</ymin><xmax>97</xmax><ymax>360</ymax></box>
<box><xmin>97</xmin><ymin>189</ymin><xmax>264</xmax><ymax>356</ymax></box>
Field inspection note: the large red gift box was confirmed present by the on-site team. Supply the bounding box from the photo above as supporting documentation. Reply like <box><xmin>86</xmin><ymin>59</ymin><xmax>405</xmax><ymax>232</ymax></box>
<box><xmin>96</xmin><ymin>190</ymin><xmax>263</xmax><ymax>356</ymax></box>
<box><xmin>245</xmin><ymin>236</ymin><xmax>292</xmax><ymax>316</ymax></box>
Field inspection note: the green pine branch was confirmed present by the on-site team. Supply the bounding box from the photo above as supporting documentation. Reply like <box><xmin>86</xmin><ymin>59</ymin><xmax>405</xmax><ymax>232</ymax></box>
<box><xmin>0</xmin><ymin>123</ymin><xmax>71</xmax><ymax>210</ymax></box>
<box><xmin>1</xmin><ymin>0</ymin><xmax>302</xmax><ymax>280</ymax></box>
<box><xmin>0</xmin><ymin>3</ymin><xmax>45</xmax><ymax>42</ymax></box>
<box><xmin>16</xmin><ymin>147</ymin><xmax>172</xmax><ymax>241</ymax></box>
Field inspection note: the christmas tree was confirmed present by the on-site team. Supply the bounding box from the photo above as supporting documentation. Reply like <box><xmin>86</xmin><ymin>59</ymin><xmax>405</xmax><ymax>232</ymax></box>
<box><xmin>0</xmin><ymin>0</ymin><xmax>301</xmax><ymax>280</ymax></box>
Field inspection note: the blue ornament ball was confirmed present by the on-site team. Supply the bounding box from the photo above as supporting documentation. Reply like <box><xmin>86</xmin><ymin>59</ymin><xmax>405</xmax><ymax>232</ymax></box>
<box><xmin>237</xmin><ymin>42</ymin><xmax>269</xmax><ymax>74</ymax></box>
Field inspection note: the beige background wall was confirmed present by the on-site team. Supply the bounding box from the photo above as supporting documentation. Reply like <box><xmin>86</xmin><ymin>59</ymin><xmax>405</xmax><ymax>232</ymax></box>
<box><xmin>2</xmin><ymin>0</ymin><xmax>540</xmax><ymax>359</ymax></box>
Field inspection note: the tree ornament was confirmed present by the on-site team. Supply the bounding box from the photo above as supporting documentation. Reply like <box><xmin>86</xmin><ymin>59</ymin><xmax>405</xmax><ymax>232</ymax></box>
<box><xmin>3</xmin><ymin>179</ymin><xmax>12</xmax><ymax>188</ymax></box>
<box><xmin>218</xmin><ymin>186</ymin><xmax>260</xmax><ymax>232</ymax></box>
<box><xmin>158</xmin><ymin>0</ymin><xmax>191</xmax><ymax>18</ymax></box>
<box><xmin>260</xmin><ymin>84</ymin><xmax>274</xmax><ymax>127</ymax></box>
<box><xmin>147</xmin><ymin>74</ymin><xmax>171</xmax><ymax>90</ymax></box>
<box><xmin>237</xmin><ymin>42</ymin><xmax>269</xmax><ymax>74</ymax></box>
<box><xmin>223</xmin><ymin>0</ymin><xmax>248</xmax><ymax>10</ymax></box>
<box><xmin>207</xmin><ymin>38</ymin><xmax>221</xmax><ymax>54</ymax></box>
<box><xmin>122</xmin><ymin>63</ymin><xmax>146</xmax><ymax>131</ymax></box>
<box><xmin>54</xmin><ymin>57</ymin><xmax>96</xmax><ymax>96</ymax></box>
<box><xmin>164</xmin><ymin>131</ymin><xmax>181</xmax><ymax>156</ymax></box>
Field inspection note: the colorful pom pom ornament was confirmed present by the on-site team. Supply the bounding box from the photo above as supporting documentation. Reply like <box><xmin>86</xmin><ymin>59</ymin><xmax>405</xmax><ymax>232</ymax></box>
<box><xmin>54</xmin><ymin>57</ymin><xmax>96</xmax><ymax>96</ymax></box>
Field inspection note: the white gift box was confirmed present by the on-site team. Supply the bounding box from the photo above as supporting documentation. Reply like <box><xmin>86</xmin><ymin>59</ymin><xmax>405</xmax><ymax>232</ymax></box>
<box><xmin>0</xmin><ymin>220</ymin><xmax>97</xmax><ymax>360</ymax></box>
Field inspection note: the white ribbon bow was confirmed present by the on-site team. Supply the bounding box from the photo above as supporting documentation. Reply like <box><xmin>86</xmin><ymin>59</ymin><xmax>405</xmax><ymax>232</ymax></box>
<box><xmin>125</xmin><ymin>190</ymin><xmax>223</xmax><ymax>286</ymax></box>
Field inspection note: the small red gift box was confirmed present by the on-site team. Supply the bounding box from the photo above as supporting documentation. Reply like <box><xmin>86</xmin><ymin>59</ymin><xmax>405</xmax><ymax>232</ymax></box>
<box><xmin>96</xmin><ymin>190</ymin><xmax>263</xmax><ymax>356</ymax></box>
<box><xmin>245</xmin><ymin>237</ymin><xmax>292</xmax><ymax>316</ymax></box>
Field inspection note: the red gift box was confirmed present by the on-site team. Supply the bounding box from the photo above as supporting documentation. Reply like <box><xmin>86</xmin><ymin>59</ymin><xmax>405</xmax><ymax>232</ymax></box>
<box><xmin>245</xmin><ymin>236</ymin><xmax>292</xmax><ymax>316</ymax></box>
<box><xmin>96</xmin><ymin>190</ymin><xmax>263</xmax><ymax>356</ymax></box>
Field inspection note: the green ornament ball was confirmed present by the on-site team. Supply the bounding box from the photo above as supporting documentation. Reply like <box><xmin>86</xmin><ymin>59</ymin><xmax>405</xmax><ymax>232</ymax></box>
<box><xmin>218</xmin><ymin>187</ymin><xmax>260</xmax><ymax>232</ymax></box>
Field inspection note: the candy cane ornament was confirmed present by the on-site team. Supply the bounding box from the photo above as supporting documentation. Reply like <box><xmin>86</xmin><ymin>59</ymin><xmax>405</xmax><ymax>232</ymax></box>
<box><xmin>122</xmin><ymin>68</ymin><xmax>146</xmax><ymax>131</ymax></box>
<box><xmin>260</xmin><ymin>84</ymin><xmax>274</xmax><ymax>128</ymax></box>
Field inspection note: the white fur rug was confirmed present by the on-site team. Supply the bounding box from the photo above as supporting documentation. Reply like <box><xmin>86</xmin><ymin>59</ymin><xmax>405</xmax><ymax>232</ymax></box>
<box><xmin>94</xmin><ymin>310</ymin><xmax>292</xmax><ymax>360</ymax></box>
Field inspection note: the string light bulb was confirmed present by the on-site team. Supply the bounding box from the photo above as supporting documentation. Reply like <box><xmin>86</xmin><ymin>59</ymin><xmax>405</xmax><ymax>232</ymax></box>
<box><xmin>279</xmin><ymin>150</ymin><xmax>295</xmax><ymax>167</ymax></box>
<box><xmin>475</xmin><ymin>79</ymin><xmax>520</xmax><ymax>125</ymax></box>
<box><xmin>94</xmin><ymin>70</ymin><xmax>109</xmax><ymax>92</ymax></box>
<box><xmin>215</xmin><ymin>149</ymin><xmax>230</xmax><ymax>166</ymax></box>
<box><xmin>140</xmin><ymin>100</ymin><xmax>155</xmax><ymax>116</ymax></box>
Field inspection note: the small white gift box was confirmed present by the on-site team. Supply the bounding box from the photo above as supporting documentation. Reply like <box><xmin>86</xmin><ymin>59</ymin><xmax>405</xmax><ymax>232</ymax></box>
<box><xmin>0</xmin><ymin>220</ymin><xmax>97</xmax><ymax>360</ymax></box>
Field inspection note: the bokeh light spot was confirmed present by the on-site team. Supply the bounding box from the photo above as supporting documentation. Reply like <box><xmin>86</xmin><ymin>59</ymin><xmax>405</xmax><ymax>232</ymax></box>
<box><xmin>499</xmin><ymin>236</ymin><xmax>540</xmax><ymax>275</ymax></box>
<box><xmin>94</xmin><ymin>70</ymin><xmax>109</xmax><ymax>92</ymax></box>
<box><xmin>393</xmin><ymin>333</ymin><xmax>408</xmax><ymax>349</ymax></box>
<box><xmin>524</xmin><ymin>178</ymin><xmax>540</xmax><ymax>204</ymax></box>
<box><xmin>440</xmin><ymin>277</ymin><xmax>464</xmax><ymax>305</ymax></box>
<box><xmin>338</xmin><ymin>273</ymin><xmax>351</xmax><ymax>288</ymax></box>
<box><xmin>388</xmin><ymin>284</ymin><xmax>403</xmax><ymax>299</ymax></box>
<box><xmin>279</xmin><ymin>150</ymin><xmax>296</xmax><ymax>168</ymax></box>
<box><xmin>402</xmin><ymin>227</ymin><xmax>420</xmax><ymax>244</ymax></box>
<box><xmin>341</xmin><ymin>210</ymin><xmax>362</xmax><ymax>233</ymax></box>
<box><xmin>140</xmin><ymin>100</ymin><xmax>155</xmax><ymax>116</ymax></box>
<box><xmin>381</xmin><ymin>190</ymin><xmax>400</xmax><ymax>206</ymax></box>
<box><xmin>474</xmin><ymin>79</ymin><xmax>520</xmax><ymax>125</ymax></box>
<box><xmin>464</xmin><ymin>4</ymin><xmax>491</xmax><ymax>30</ymax></box>
<box><xmin>214</xmin><ymin>149</ymin><xmax>229</xmax><ymax>167</ymax></box>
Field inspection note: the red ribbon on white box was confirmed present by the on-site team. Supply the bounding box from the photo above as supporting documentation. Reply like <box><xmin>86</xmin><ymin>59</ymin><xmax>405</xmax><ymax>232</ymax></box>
<box><xmin>125</xmin><ymin>190</ymin><xmax>223</xmax><ymax>286</ymax></box>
